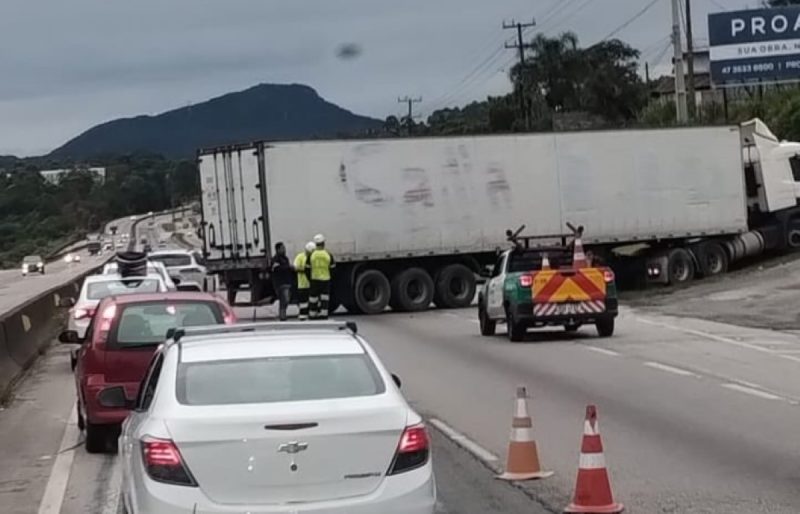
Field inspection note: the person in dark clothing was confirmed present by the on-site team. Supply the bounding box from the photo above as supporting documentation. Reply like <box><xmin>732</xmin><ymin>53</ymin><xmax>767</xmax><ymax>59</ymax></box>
<box><xmin>271</xmin><ymin>242</ymin><xmax>294</xmax><ymax>321</ymax></box>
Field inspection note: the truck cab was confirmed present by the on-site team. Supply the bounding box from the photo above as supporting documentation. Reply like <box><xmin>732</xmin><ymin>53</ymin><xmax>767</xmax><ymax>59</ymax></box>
<box><xmin>478</xmin><ymin>230</ymin><xmax>618</xmax><ymax>341</ymax></box>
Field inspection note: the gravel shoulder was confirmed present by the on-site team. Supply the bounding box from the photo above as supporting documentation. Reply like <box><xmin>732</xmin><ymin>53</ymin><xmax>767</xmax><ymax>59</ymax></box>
<box><xmin>623</xmin><ymin>252</ymin><xmax>800</xmax><ymax>331</ymax></box>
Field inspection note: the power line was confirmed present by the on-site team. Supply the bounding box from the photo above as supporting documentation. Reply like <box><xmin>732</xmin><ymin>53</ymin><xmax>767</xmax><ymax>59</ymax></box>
<box><xmin>543</xmin><ymin>0</ymin><xmax>597</xmax><ymax>36</ymax></box>
<box><xmin>599</xmin><ymin>0</ymin><xmax>661</xmax><ymax>42</ymax></box>
<box><xmin>707</xmin><ymin>0</ymin><xmax>727</xmax><ymax>11</ymax></box>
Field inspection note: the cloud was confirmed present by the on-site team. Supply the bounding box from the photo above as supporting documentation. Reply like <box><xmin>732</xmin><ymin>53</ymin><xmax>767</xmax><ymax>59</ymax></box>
<box><xmin>0</xmin><ymin>0</ymin><xmax>754</xmax><ymax>155</ymax></box>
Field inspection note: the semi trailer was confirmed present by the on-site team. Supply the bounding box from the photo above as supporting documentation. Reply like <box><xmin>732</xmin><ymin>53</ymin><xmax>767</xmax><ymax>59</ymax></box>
<box><xmin>196</xmin><ymin>119</ymin><xmax>800</xmax><ymax>313</ymax></box>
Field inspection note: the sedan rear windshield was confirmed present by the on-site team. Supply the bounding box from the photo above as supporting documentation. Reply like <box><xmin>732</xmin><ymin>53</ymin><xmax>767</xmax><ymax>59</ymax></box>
<box><xmin>86</xmin><ymin>278</ymin><xmax>161</xmax><ymax>300</ymax></box>
<box><xmin>177</xmin><ymin>354</ymin><xmax>385</xmax><ymax>406</ymax></box>
<box><xmin>112</xmin><ymin>301</ymin><xmax>223</xmax><ymax>346</ymax></box>
<box><xmin>150</xmin><ymin>254</ymin><xmax>191</xmax><ymax>267</ymax></box>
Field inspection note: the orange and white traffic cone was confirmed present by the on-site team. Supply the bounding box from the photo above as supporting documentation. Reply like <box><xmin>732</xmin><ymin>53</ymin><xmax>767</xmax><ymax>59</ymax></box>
<box><xmin>564</xmin><ymin>405</ymin><xmax>624</xmax><ymax>514</ymax></box>
<box><xmin>541</xmin><ymin>253</ymin><xmax>551</xmax><ymax>270</ymax></box>
<box><xmin>497</xmin><ymin>386</ymin><xmax>553</xmax><ymax>481</ymax></box>
<box><xmin>572</xmin><ymin>237</ymin><xmax>589</xmax><ymax>268</ymax></box>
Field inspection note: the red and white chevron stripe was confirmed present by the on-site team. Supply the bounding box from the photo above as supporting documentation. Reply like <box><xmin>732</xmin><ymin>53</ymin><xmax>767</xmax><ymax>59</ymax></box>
<box><xmin>533</xmin><ymin>301</ymin><xmax>605</xmax><ymax>317</ymax></box>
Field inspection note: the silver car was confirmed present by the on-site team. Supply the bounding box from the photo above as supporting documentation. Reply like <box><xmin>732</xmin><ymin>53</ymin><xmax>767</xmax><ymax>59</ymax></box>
<box><xmin>147</xmin><ymin>249</ymin><xmax>207</xmax><ymax>290</ymax></box>
<box><xmin>115</xmin><ymin>322</ymin><xmax>436</xmax><ymax>514</ymax></box>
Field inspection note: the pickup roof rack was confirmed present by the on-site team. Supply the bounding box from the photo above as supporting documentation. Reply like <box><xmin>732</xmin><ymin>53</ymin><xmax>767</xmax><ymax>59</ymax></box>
<box><xmin>167</xmin><ymin>321</ymin><xmax>358</xmax><ymax>343</ymax></box>
<box><xmin>505</xmin><ymin>223</ymin><xmax>584</xmax><ymax>249</ymax></box>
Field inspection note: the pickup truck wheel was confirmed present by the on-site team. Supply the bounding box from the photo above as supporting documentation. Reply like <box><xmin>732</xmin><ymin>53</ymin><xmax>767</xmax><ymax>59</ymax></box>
<box><xmin>434</xmin><ymin>264</ymin><xmax>476</xmax><ymax>309</ymax></box>
<box><xmin>596</xmin><ymin>318</ymin><xmax>615</xmax><ymax>337</ymax></box>
<box><xmin>479</xmin><ymin>305</ymin><xmax>496</xmax><ymax>336</ymax></box>
<box><xmin>506</xmin><ymin>309</ymin><xmax>525</xmax><ymax>342</ymax></box>
<box><xmin>565</xmin><ymin>323</ymin><xmax>581</xmax><ymax>333</ymax></box>
<box><xmin>667</xmin><ymin>248</ymin><xmax>695</xmax><ymax>285</ymax></box>
<box><xmin>391</xmin><ymin>268</ymin><xmax>434</xmax><ymax>312</ymax></box>
<box><xmin>354</xmin><ymin>270</ymin><xmax>391</xmax><ymax>314</ymax></box>
<box><xmin>76</xmin><ymin>404</ymin><xmax>85</xmax><ymax>431</ymax></box>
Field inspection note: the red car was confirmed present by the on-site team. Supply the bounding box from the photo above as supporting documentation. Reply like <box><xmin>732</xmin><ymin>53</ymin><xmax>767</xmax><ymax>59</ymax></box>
<box><xmin>60</xmin><ymin>291</ymin><xmax>236</xmax><ymax>453</ymax></box>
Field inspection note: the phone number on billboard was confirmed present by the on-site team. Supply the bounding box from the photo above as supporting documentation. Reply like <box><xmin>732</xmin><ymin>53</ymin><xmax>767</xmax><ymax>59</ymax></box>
<box><xmin>719</xmin><ymin>63</ymin><xmax>775</xmax><ymax>75</ymax></box>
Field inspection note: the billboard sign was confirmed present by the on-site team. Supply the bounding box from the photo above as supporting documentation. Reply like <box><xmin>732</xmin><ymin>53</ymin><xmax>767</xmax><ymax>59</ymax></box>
<box><xmin>709</xmin><ymin>7</ymin><xmax>800</xmax><ymax>84</ymax></box>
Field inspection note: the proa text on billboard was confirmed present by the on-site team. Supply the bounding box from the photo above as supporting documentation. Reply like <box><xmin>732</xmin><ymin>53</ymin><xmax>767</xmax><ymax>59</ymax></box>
<box><xmin>709</xmin><ymin>7</ymin><xmax>800</xmax><ymax>84</ymax></box>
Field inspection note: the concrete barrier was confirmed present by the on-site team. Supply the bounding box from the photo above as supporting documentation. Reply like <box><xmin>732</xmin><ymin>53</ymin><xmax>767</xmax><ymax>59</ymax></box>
<box><xmin>0</xmin><ymin>264</ymin><xmax>104</xmax><ymax>402</ymax></box>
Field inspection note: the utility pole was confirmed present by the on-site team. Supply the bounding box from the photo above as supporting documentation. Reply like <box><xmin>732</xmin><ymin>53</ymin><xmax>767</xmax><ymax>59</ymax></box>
<box><xmin>672</xmin><ymin>0</ymin><xmax>689</xmax><ymax>123</ymax></box>
<box><xmin>685</xmin><ymin>0</ymin><xmax>696</xmax><ymax>119</ymax></box>
<box><xmin>503</xmin><ymin>18</ymin><xmax>536</xmax><ymax>131</ymax></box>
<box><xmin>397</xmin><ymin>96</ymin><xmax>422</xmax><ymax>135</ymax></box>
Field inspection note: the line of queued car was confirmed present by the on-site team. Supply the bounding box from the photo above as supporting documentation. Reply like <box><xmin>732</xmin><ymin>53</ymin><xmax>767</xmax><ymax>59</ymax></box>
<box><xmin>59</xmin><ymin>250</ymin><xmax>436</xmax><ymax>513</ymax></box>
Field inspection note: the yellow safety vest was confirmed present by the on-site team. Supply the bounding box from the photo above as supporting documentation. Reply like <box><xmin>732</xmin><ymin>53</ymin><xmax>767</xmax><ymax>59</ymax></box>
<box><xmin>294</xmin><ymin>252</ymin><xmax>311</xmax><ymax>290</ymax></box>
<box><xmin>310</xmin><ymin>249</ymin><xmax>333</xmax><ymax>281</ymax></box>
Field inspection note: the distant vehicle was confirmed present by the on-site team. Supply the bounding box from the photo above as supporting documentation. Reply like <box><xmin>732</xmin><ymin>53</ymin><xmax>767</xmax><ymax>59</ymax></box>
<box><xmin>103</xmin><ymin>242</ymin><xmax>112</xmax><ymax>252</ymax></box>
<box><xmin>64</xmin><ymin>253</ymin><xmax>82</xmax><ymax>264</ymax></box>
<box><xmin>66</xmin><ymin>274</ymin><xmax>169</xmax><ymax>370</ymax></box>
<box><xmin>21</xmin><ymin>255</ymin><xmax>44</xmax><ymax>276</ymax></box>
<box><xmin>148</xmin><ymin>250</ymin><xmax>207</xmax><ymax>290</ymax></box>
<box><xmin>478</xmin><ymin>229</ymin><xmax>618</xmax><ymax>341</ymax></box>
<box><xmin>116</xmin><ymin>321</ymin><xmax>434</xmax><ymax>514</ymax></box>
<box><xmin>60</xmin><ymin>292</ymin><xmax>236</xmax><ymax>453</ymax></box>
<box><xmin>87</xmin><ymin>241</ymin><xmax>102</xmax><ymax>255</ymax></box>
<box><xmin>130</xmin><ymin>215</ymin><xmax>137</xmax><ymax>222</ymax></box>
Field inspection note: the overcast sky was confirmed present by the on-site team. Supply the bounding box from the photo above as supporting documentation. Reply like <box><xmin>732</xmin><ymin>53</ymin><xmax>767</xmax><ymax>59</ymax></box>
<box><xmin>0</xmin><ymin>0</ymin><xmax>759</xmax><ymax>156</ymax></box>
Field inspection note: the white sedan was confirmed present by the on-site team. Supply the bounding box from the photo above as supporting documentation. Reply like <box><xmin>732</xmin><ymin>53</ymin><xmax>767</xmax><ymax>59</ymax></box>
<box><xmin>114</xmin><ymin>321</ymin><xmax>436</xmax><ymax>514</ymax></box>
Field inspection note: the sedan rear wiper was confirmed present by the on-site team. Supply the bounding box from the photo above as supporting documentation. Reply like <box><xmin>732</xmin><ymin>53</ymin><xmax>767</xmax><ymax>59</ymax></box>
<box><xmin>120</xmin><ymin>342</ymin><xmax>162</xmax><ymax>349</ymax></box>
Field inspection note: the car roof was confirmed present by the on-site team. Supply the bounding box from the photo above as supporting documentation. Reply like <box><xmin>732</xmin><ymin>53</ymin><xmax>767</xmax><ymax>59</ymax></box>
<box><xmin>148</xmin><ymin>249</ymin><xmax>192</xmax><ymax>256</ymax></box>
<box><xmin>179</xmin><ymin>332</ymin><xmax>365</xmax><ymax>364</ymax></box>
<box><xmin>107</xmin><ymin>291</ymin><xmax>220</xmax><ymax>305</ymax></box>
<box><xmin>85</xmin><ymin>273</ymin><xmax>163</xmax><ymax>284</ymax></box>
<box><xmin>23</xmin><ymin>255</ymin><xmax>42</xmax><ymax>259</ymax></box>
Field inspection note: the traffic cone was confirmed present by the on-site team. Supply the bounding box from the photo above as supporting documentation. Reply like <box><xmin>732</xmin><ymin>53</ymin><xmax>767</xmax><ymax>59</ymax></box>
<box><xmin>572</xmin><ymin>237</ymin><xmax>589</xmax><ymax>268</ymax></box>
<box><xmin>541</xmin><ymin>253</ymin><xmax>551</xmax><ymax>270</ymax></box>
<box><xmin>564</xmin><ymin>405</ymin><xmax>623</xmax><ymax>514</ymax></box>
<box><xmin>497</xmin><ymin>386</ymin><xmax>554</xmax><ymax>481</ymax></box>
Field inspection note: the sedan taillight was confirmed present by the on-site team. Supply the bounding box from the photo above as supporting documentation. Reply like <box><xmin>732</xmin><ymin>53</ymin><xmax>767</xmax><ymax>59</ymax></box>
<box><xmin>387</xmin><ymin>423</ymin><xmax>430</xmax><ymax>475</ymax></box>
<box><xmin>519</xmin><ymin>274</ymin><xmax>533</xmax><ymax>288</ymax></box>
<box><xmin>141</xmin><ymin>436</ymin><xmax>197</xmax><ymax>486</ymax></box>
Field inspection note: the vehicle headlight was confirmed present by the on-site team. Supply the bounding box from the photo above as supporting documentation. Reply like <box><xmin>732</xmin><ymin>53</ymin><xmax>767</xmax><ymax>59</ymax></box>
<box><xmin>22</xmin><ymin>264</ymin><xmax>28</xmax><ymax>271</ymax></box>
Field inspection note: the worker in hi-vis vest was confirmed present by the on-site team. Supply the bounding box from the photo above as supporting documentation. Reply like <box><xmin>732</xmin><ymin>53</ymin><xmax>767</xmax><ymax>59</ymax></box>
<box><xmin>293</xmin><ymin>241</ymin><xmax>315</xmax><ymax>320</ymax></box>
<box><xmin>307</xmin><ymin>234</ymin><xmax>335</xmax><ymax>319</ymax></box>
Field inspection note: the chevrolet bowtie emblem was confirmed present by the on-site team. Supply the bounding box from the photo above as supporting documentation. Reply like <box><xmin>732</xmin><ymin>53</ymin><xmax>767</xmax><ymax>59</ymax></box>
<box><xmin>277</xmin><ymin>441</ymin><xmax>309</xmax><ymax>455</ymax></box>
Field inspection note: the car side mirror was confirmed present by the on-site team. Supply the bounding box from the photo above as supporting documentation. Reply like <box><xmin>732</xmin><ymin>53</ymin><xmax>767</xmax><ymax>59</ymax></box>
<box><xmin>479</xmin><ymin>267</ymin><xmax>492</xmax><ymax>278</ymax></box>
<box><xmin>391</xmin><ymin>373</ymin><xmax>402</xmax><ymax>389</ymax></box>
<box><xmin>97</xmin><ymin>386</ymin><xmax>135</xmax><ymax>409</ymax></box>
<box><xmin>59</xmin><ymin>330</ymin><xmax>82</xmax><ymax>344</ymax></box>
<box><xmin>59</xmin><ymin>297</ymin><xmax>76</xmax><ymax>308</ymax></box>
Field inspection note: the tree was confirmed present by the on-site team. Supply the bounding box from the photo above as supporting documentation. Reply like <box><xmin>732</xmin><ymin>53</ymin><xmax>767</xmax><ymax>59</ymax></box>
<box><xmin>512</xmin><ymin>33</ymin><xmax>646</xmax><ymax>123</ymax></box>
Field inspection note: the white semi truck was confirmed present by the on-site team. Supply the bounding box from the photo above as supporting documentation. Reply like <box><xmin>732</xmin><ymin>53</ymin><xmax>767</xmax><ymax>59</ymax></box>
<box><xmin>196</xmin><ymin>119</ymin><xmax>800</xmax><ymax>313</ymax></box>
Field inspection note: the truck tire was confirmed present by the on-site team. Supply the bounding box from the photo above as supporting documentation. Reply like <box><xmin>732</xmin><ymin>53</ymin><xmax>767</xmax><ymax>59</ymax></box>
<box><xmin>698</xmin><ymin>242</ymin><xmax>728</xmax><ymax>277</ymax></box>
<box><xmin>788</xmin><ymin>219</ymin><xmax>800</xmax><ymax>248</ymax></box>
<box><xmin>596</xmin><ymin>318</ymin><xmax>615</xmax><ymax>337</ymax></box>
<box><xmin>354</xmin><ymin>270</ymin><xmax>391</xmax><ymax>315</ymax></box>
<box><xmin>433</xmin><ymin>264</ymin><xmax>476</xmax><ymax>309</ymax></box>
<box><xmin>479</xmin><ymin>304</ymin><xmax>496</xmax><ymax>336</ymax></box>
<box><xmin>390</xmin><ymin>268</ymin><xmax>434</xmax><ymax>312</ymax></box>
<box><xmin>667</xmin><ymin>248</ymin><xmax>695</xmax><ymax>285</ymax></box>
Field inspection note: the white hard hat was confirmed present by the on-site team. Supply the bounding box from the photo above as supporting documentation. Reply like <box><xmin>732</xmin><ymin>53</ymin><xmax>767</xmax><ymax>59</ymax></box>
<box><xmin>313</xmin><ymin>234</ymin><xmax>325</xmax><ymax>244</ymax></box>
<box><xmin>305</xmin><ymin>242</ymin><xmax>316</xmax><ymax>252</ymax></box>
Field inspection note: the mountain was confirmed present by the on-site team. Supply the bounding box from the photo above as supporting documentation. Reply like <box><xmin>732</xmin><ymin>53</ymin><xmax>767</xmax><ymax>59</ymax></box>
<box><xmin>49</xmin><ymin>84</ymin><xmax>382</xmax><ymax>159</ymax></box>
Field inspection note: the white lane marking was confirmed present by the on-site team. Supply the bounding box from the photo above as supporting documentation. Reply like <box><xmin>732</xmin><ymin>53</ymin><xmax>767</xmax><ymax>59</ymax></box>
<box><xmin>429</xmin><ymin>418</ymin><xmax>499</xmax><ymax>464</ymax></box>
<box><xmin>643</xmin><ymin>361</ymin><xmax>699</xmax><ymax>377</ymax></box>
<box><xmin>584</xmin><ymin>346</ymin><xmax>620</xmax><ymax>357</ymax></box>
<box><xmin>37</xmin><ymin>405</ymin><xmax>79</xmax><ymax>514</ymax></box>
<box><xmin>721</xmin><ymin>383</ymin><xmax>784</xmax><ymax>401</ymax></box>
<box><xmin>101</xmin><ymin>456</ymin><xmax>123</xmax><ymax>514</ymax></box>
<box><xmin>635</xmin><ymin>317</ymin><xmax>800</xmax><ymax>365</ymax></box>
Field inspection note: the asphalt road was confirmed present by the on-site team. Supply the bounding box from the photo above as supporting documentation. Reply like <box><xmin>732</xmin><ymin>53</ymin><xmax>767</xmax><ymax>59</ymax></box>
<box><xmin>0</xmin><ymin>343</ymin><xmax>549</xmax><ymax>514</ymax></box>
<box><xmin>349</xmin><ymin>306</ymin><xmax>800</xmax><ymax>514</ymax></box>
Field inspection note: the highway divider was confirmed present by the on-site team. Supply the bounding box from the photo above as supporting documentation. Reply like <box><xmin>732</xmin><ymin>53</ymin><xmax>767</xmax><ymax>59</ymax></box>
<box><xmin>0</xmin><ymin>261</ymin><xmax>108</xmax><ymax>402</ymax></box>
